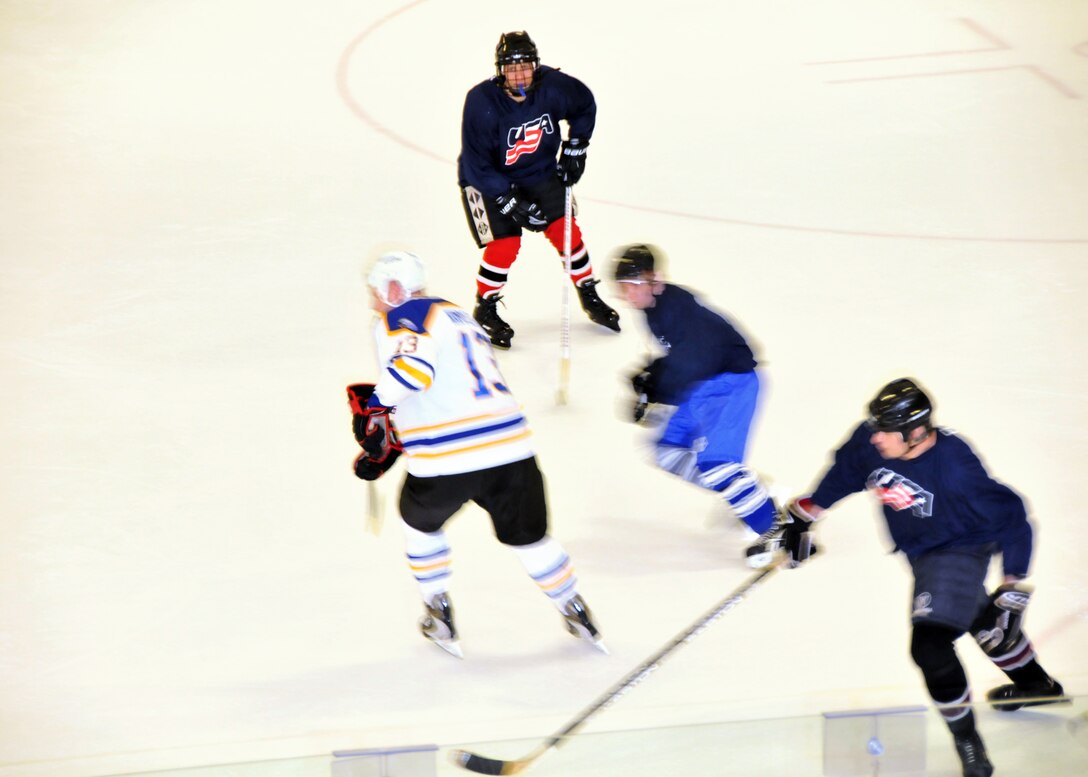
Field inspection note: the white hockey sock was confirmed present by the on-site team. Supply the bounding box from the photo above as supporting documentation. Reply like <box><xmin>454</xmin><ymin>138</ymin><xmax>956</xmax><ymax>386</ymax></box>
<box><xmin>655</xmin><ymin>445</ymin><xmax>701</xmax><ymax>485</ymax></box>
<box><xmin>402</xmin><ymin>522</ymin><xmax>451</xmax><ymax>601</ymax></box>
<box><xmin>509</xmin><ymin>536</ymin><xmax>578</xmax><ymax>609</ymax></box>
<box><xmin>699</xmin><ymin>462</ymin><xmax>775</xmax><ymax>533</ymax></box>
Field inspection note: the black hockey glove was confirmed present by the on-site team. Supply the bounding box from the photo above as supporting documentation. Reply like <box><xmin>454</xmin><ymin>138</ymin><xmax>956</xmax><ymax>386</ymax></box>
<box><xmin>781</xmin><ymin>498</ymin><xmax>819</xmax><ymax>568</ymax></box>
<box><xmin>556</xmin><ymin>138</ymin><xmax>589</xmax><ymax>185</ymax></box>
<box><xmin>631</xmin><ymin>370</ymin><xmax>655</xmax><ymax>398</ymax></box>
<box><xmin>494</xmin><ymin>188</ymin><xmax>548</xmax><ymax>232</ymax></box>
<box><xmin>630</xmin><ymin>370</ymin><xmax>655</xmax><ymax>423</ymax></box>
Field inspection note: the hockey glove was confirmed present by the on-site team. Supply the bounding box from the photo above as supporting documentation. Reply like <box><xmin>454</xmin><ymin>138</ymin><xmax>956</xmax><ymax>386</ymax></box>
<box><xmin>494</xmin><ymin>187</ymin><xmax>548</xmax><ymax>232</ymax></box>
<box><xmin>346</xmin><ymin>384</ymin><xmax>402</xmax><ymax>481</ymax></box>
<box><xmin>556</xmin><ymin>138</ymin><xmax>589</xmax><ymax>185</ymax></box>
<box><xmin>347</xmin><ymin>383</ymin><xmax>375</xmax><ymax>442</ymax></box>
<box><xmin>973</xmin><ymin>582</ymin><xmax>1032</xmax><ymax>656</ymax></box>
<box><xmin>630</xmin><ymin>370</ymin><xmax>654</xmax><ymax>423</ymax></box>
<box><xmin>354</xmin><ymin>449</ymin><xmax>394</xmax><ymax>481</ymax></box>
<box><xmin>781</xmin><ymin>498</ymin><xmax>819</xmax><ymax>568</ymax></box>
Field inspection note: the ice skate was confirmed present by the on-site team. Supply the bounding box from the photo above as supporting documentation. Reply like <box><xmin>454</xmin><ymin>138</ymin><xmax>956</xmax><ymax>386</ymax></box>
<box><xmin>561</xmin><ymin>594</ymin><xmax>608</xmax><ymax>654</ymax></box>
<box><xmin>420</xmin><ymin>592</ymin><xmax>463</xmax><ymax>658</ymax></box>
<box><xmin>744</xmin><ymin>519</ymin><xmax>783</xmax><ymax>569</ymax></box>
<box><xmin>473</xmin><ymin>294</ymin><xmax>514</xmax><ymax>349</ymax></box>
<box><xmin>952</xmin><ymin>731</ymin><xmax>994</xmax><ymax>777</ymax></box>
<box><xmin>987</xmin><ymin>678</ymin><xmax>1068</xmax><ymax>712</ymax></box>
<box><xmin>576</xmin><ymin>279</ymin><xmax>620</xmax><ymax>332</ymax></box>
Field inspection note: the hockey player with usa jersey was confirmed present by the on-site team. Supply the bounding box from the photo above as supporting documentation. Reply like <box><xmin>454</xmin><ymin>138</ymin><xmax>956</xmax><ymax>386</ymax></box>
<box><xmin>347</xmin><ymin>251</ymin><xmax>605</xmax><ymax>658</ymax></box>
<box><xmin>777</xmin><ymin>378</ymin><xmax>1067</xmax><ymax>777</ymax></box>
<box><xmin>612</xmin><ymin>244</ymin><xmax>781</xmax><ymax>569</ymax></box>
<box><xmin>458</xmin><ymin>31</ymin><xmax>619</xmax><ymax>348</ymax></box>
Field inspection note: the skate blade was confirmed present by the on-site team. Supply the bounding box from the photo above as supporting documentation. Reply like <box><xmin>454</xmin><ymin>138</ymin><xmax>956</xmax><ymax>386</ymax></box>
<box><xmin>745</xmin><ymin>551</ymin><xmax>775</xmax><ymax>569</ymax></box>
<box><xmin>588</xmin><ymin>318</ymin><xmax>621</xmax><ymax>333</ymax></box>
<box><xmin>994</xmin><ymin>695</ymin><xmax>1071</xmax><ymax>711</ymax></box>
<box><xmin>427</xmin><ymin>636</ymin><xmax>463</xmax><ymax>659</ymax></box>
<box><xmin>566</xmin><ymin>622</ymin><xmax>609</xmax><ymax>654</ymax></box>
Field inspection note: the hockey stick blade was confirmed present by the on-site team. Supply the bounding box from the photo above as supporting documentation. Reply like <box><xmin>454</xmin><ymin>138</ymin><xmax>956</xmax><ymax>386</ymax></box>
<box><xmin>449</xmin><ymin>561</ymin><xmax>781</xmax><ymax>774</ymax></box>
<box><xmin>556</xmin><ymin>358</ymin><xmax>570</xmax><ymax>406</ymax></box>
<box><xmin>451</xmin><ymin>746</ymin><xmax>544</xmax><ymax>775</ymax></box>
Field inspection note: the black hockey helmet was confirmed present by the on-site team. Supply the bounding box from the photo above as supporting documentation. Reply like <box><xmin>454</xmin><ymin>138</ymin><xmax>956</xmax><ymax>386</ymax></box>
<box><xmin>613</xmin><ymin>244</ymin><xmax>658</xmax><ymax>282</ymax></box>
<box><xmin>867</xmin><ymin>378</ymin><xmax>934</xmax><ymax>436</ymax></box>
<box><xmin>495</xmin><ymin>31</ymin><xmax>539</xmax><ymax>74</ymax></box>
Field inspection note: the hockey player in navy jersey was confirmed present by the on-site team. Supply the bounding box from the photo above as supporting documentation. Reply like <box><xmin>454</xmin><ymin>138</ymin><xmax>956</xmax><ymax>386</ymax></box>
<box><xmin>612</xmin><ymin>244</ymin><xmax>781</xmax><ymax>568</ymax></box>
<box><xmin>458</xmin><ymin>31</ymin><xmax>619</xmax><ymax>348</ymax></box>
<box><xmin>778</xmin><ymin>378</ymin><xmax>1067</xmax><ymax>777</ymax></box>
<box><xmin>347</xmin><ymin>251</ymin><xmax>605</xmax><ymax>657</ymax></box>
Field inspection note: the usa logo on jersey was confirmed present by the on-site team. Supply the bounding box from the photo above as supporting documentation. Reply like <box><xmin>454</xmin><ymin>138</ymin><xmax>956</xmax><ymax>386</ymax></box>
<box><xmin>867</xmin><ymin>468</ymin><xmax>934</xmax><ymax>517</ymax></box>
<box><xmin>505</xmin><ymin>114</ymin><xmax>555</xmax><ymax>165</ymax></box>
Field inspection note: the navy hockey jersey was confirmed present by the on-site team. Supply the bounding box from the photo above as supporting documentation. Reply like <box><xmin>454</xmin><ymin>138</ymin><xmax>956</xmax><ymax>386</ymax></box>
<box><xmin>811</xmin><ymin>423</ymin><xmax>1034</xmax><ymax>577</ymax></box>
<box><xmin>458</xmin><ymin>66</ymin><xmax>596</xmax><ymax>199</ymax></box>
<box><xmin>641</xmin><ymin>284</ymin><xmax>757</xmax><ymax>405</ymax></box>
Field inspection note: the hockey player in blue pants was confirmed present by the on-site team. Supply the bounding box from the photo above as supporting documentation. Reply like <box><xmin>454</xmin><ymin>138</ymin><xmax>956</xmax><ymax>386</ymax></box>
<box><xmin>612</xmin><ymin>244</ymin><xmax>779</xmax><ymax>567</ymax></box>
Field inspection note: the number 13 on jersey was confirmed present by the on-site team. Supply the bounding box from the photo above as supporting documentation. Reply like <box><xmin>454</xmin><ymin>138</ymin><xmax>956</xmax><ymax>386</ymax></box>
<box><xmin>460</xmin><ymin>331</ymin><xmax>509</xmax><ymax>398</ymax></box>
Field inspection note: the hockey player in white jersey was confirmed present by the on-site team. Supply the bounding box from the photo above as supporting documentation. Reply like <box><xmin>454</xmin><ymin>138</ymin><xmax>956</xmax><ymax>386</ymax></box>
<box><xmin>347</xmin><ymin>251</ymin><xmax>605</xmax><ymax>657</ymax></box>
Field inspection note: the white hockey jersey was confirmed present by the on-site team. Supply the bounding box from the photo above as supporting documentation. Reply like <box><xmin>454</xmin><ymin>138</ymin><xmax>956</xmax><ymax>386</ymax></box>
<box><xmin>370</xmin><ymin>297</ymin><xmax>534</xmax><ymax>477</ymax></box>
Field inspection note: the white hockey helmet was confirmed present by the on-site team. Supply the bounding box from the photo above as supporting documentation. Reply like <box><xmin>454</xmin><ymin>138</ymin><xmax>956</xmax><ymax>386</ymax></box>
<box><xmin>367</xmin><ymin>250</ymin><xmax>426</xmax><ymax>305</ymax></box>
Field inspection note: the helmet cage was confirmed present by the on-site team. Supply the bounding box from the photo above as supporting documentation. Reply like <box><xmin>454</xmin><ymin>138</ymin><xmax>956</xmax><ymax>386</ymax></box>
<box><xmin>495</xmin><ymin>31</ymin><xmax>539</xmax><ymax>89</ymax></box>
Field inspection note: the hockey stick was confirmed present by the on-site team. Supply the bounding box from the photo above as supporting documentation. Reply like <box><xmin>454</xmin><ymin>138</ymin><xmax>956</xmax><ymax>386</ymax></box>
<box><xmin>556</xmin><ymin>186</ymin><xmax>573</xmax><ymax>406</ymax></box>
<box><xmin>365</xmin><ymin>480</ymin><xmax>384</xmax><ymax>535</ymax></box>
<box><xmin>450</xmin><ymin>561</ymin><xmax>781</xmax><ymax>774</ymax></box>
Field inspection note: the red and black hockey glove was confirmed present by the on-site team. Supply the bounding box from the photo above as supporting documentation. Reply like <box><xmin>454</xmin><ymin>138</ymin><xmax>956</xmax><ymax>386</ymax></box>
<box><xmin>346</xmin><ymin>383</ymin><xmax>403</xmax><ymax>481</ymax></box>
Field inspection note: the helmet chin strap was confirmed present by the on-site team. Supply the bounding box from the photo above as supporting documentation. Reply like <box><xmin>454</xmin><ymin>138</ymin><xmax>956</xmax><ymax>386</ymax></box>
<box><xmin>904</xmin><ymin>427</ymin><xmax>931</xmax><ymax>450</ymax></box>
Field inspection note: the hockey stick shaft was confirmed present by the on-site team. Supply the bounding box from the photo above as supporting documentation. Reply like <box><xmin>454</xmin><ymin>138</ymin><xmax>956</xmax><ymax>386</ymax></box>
<box><xmin>451</xmin><ymin>561</ymin><xmax>781</xmax><ymax>774</ymax></box>
<box><xmin>556</xmin><ymin>186</ymin><xmax>572</xmax><ymax>405</ymax></box>
<box><xmin>365</xmin><ymin>479</ymin><xmax>383</xmax><ymax>535</ymax></box>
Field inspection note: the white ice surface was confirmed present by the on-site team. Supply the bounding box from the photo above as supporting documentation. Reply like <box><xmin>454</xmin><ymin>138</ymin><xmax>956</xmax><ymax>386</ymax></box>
<box><xmin>1</xmin><ymin>1</ymin><xmax>1086</xmax><ymax>775</ymax></box>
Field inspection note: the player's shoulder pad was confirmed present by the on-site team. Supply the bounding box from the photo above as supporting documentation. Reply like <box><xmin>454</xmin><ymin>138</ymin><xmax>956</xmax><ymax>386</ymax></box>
<box><xmin>473</xmin><ymin>78</ymin><xmax>498</xmax><ymax>97</ymax></box>
<box><xmin>849</xmin><ymin>421</ymin><xmax>873</xmax><ymax>444</ymax></box>
<box><xmin>661</xmin><ymin>283</ymin><xmax>700</xmax><ymax>310</ymax></box>
<box><xmin>382</xmin><ymin>298</ymin><xmax>450</xmax><ymax>336</ymax></box>
<box><xmin>935</xmin><ymin>427</ymin><xmax>970</xmax><ymax>450</ymax></box>
<box><xmin>935</xmin><ymin>427</ymin><xmax>979</xmax><ymax>459</ymax></box>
